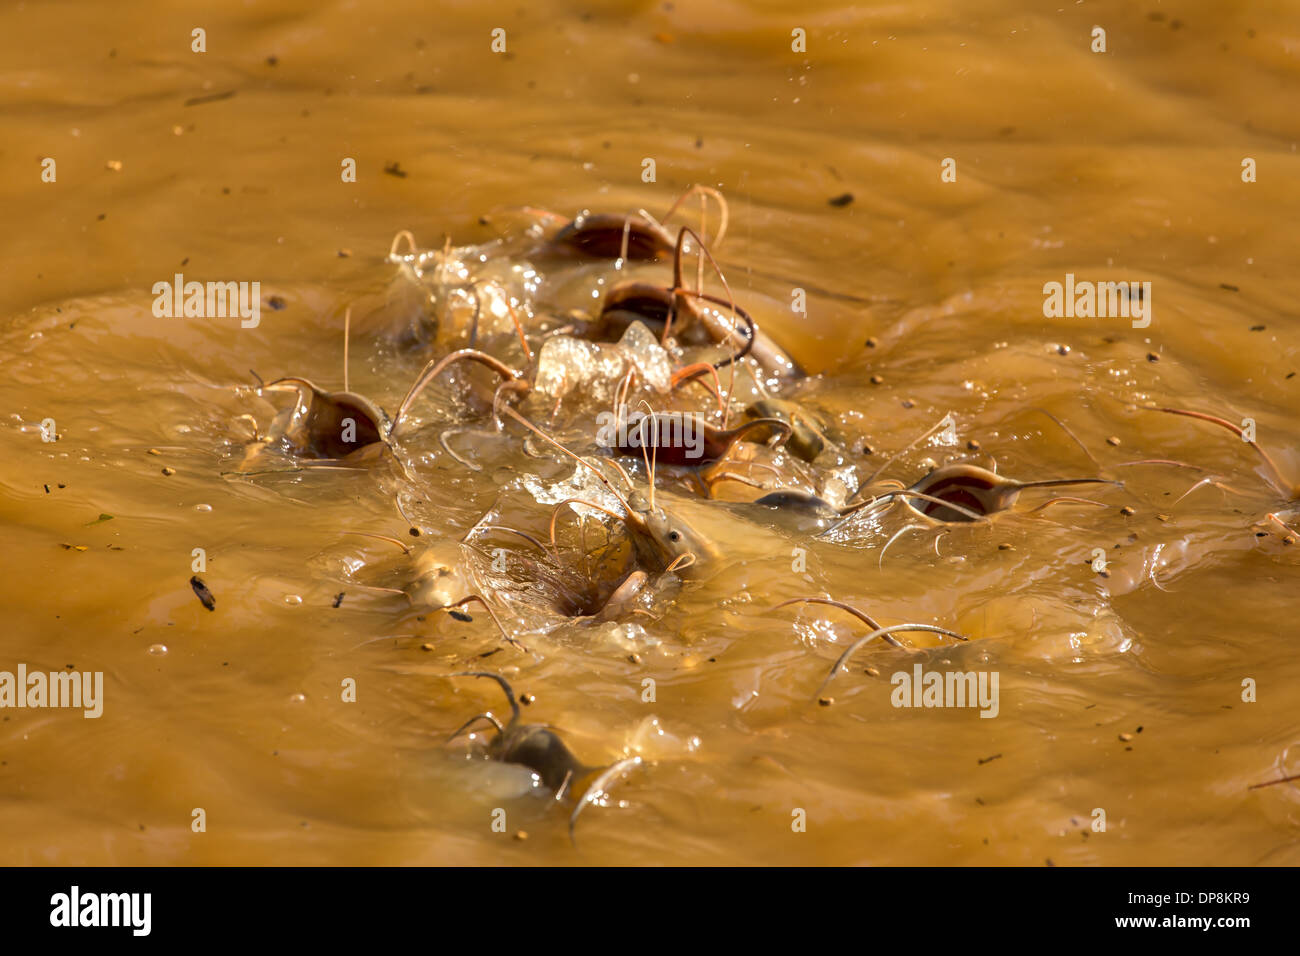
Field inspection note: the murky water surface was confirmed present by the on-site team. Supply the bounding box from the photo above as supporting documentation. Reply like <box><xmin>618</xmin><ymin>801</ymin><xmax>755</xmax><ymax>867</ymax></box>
<box><xmin>2</xmin><ymin>1</ymin><xmax>1298</xmax><ymax>865</ymax></box>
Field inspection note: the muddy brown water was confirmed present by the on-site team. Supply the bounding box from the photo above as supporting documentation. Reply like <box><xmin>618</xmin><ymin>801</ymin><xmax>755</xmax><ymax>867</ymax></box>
<box><xmin>2</xmin><ymin>1</ymin><xmax>1298</xmax><ymax>865</ymax></box>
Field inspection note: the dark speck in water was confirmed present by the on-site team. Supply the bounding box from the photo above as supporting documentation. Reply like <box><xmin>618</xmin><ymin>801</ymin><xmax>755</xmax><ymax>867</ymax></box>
<box><xmin>190</xmin><ymin>576</ymin><xmax>216</xmax><ymax>612</ymax></box>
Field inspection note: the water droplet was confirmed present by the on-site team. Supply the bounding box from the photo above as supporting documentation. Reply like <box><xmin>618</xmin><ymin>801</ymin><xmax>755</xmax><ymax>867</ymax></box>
<box><xmin>284</xmin><ymin>594</ymin><xmax>303</xmax><ymax>605</ymax></box>
<box><xmin>148</xmin><ymin>643</ymin><xmax>168</xmax><ymax>656</ymax></box>
<box><xmin>289</xmin><ymin>693</ymin><xmax>306</xmax><ymax>703</ymax></box>
<box><xmin>195</xmin><ymin>503</ymin><xmax>212</xmax><ymax>513</ymax></box>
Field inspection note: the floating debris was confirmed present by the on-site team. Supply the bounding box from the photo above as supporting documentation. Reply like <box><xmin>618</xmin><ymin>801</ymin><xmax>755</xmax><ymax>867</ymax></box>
<box><xmin>190</xmin><ymin>576</ymin><xmax>216</xmax><ymax>612</ymax></box>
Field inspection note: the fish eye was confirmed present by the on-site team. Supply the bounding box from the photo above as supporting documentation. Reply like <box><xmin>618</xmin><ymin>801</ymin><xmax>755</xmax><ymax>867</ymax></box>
<box><xmin>668</xmin><ymin>530</ymin><xmax>681</xmax><ymax>542</ymax></box>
